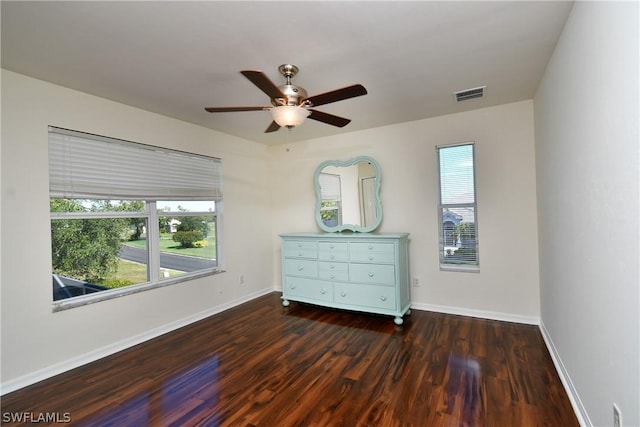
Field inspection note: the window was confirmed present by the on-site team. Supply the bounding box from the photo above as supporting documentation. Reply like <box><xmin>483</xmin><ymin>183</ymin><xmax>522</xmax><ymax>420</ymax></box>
<box><xmin>319</xmin><ymin>172</ymin><xmax>342</xmax><ymax>227</ymax></box>
<box><xmin>437</xmin><ymin>143</ymin><xmax>479</xmax><ymax>270</ymax></box>
<box><xmin>48</xmin><ymin>127</ymin><xmax>222</xmax><ymax>309</ymax></box>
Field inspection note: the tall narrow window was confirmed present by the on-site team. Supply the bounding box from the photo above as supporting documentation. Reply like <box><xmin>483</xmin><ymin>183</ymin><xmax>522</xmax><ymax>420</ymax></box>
<box><xmin>437</xmin><ymin>143</ymin><xmax>479</xmax><ymax>270</ymax></box>
<box><xmin>49</xmin><ymin>127</ymin><xmax>223</xmax><ymax>309</ymax></box>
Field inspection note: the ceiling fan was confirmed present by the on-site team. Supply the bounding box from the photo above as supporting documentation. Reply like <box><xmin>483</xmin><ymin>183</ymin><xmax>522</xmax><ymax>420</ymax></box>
<box><xmin>205</xmin><ymin>64</ymin><xmax>367</xmax><ymax>133</ymax></box>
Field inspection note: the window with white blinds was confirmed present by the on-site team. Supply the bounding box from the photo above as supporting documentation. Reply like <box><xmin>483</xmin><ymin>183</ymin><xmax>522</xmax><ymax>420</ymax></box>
<box><xmin>48</xmin><ymin>127</ymin><xmax>223</xmax><ymax>310</ymax></box>
<box><xmin>437</xmin><ymin>143</ymin><xmax>479</xmax><ymax>270</ymax></box>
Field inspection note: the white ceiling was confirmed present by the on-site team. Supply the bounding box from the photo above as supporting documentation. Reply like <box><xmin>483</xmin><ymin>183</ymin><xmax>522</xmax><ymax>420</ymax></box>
<box><xmin>1</xmin><ymin>1</ymin><xmax>573</xmax><ymax>145</ymax></box>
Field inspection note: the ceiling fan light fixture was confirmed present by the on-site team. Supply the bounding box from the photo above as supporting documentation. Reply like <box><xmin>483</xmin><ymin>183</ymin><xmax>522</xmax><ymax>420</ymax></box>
<box><xmin>205</xmin><ymin>65</ymin><xmax>367</xmax><ymax>133</ymax></box>
<box><xmin>271</xmin><ymin>105</ymin><xmax>310</xmax><ymax>128</ymax></box>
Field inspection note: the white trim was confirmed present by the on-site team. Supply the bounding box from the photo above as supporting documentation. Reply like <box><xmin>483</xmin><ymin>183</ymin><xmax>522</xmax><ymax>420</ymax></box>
<box><xmin>147</xmin><ymin>201</ymin><xmax>161</xmax><ymax>284</ymax></box>
<box><xmin>1</xmin><ymin>287</ymin><xmax>273</xmax><ymax>396</ymax></box>
<box><xmin>52</xmin><ymin>269</ymin><xmax>225</xmax><ymax>312</ymax></box>
<box><xmin>539</xmin><ymin>321</ymin><xmax>591</xmax><ymax>427</ymax></box>
<box><xmin>439</xmin><ymin>264</ymin><xmax>480</xmax><ymax>273</ymax></box>
<box><xmin>436</xmin><ymin>141</ymin><xmax>477</xmax><ymax>150</ymax></box>
<box><xmin>410</xmin><ymin>302</ymin><xmax>540</xmax><ymax>325</ymax></box>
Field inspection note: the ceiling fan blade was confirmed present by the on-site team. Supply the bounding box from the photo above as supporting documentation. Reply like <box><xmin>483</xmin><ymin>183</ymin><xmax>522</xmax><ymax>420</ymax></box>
<box><xmin>308</xmin><ymin>109</ymin><xmax>351</xmax><ymax>128</ymax></box>
<box><xmin>205</xmin><ymin>106</ymin><xmax>269</xmax><ymax>113</ymax></box>
<box><xmin>265</xmin><ymin>121</ymin><xmax>281</xmax><ymax>133</ymax></box>
<box><xmin>303</xmin><ymin>84</ymin><xmax>367</xmax><ymax>107</ymax></box>
<box><xmin>241</xmin><ymin>70</ymin><xmax>286</xmax><ymax>100</ymax></box>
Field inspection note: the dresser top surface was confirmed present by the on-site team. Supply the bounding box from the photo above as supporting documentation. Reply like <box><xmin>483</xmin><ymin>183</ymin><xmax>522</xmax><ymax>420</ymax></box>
<box><xmin>280</xmin><ymin>232</ymin><xmax>409</xmax><ymax>239</ymax></box>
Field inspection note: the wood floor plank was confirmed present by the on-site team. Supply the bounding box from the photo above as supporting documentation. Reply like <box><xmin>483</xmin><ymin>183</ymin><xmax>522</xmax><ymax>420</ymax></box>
<box><xmin>0</xmin><ymin>293</ymin><xmax>578</xmax><ymax>426</ymax></box>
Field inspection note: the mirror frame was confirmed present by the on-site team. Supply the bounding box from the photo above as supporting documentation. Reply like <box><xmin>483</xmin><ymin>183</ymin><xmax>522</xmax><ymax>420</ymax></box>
<box><xmin>314</xmin><ymin>155</ymin><xmax>383</xmax><ymax>233</ymax></box>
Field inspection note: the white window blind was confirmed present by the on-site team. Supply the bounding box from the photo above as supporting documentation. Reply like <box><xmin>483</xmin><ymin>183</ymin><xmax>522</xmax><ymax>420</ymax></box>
<box><xmin>439</xmin><ymin>144</ymin><xmax>475</xmax><ymax>205</ymax></box>
<box><xmin>48</xmin><ymin>127</ymin><xmax>222</xmax><ymax>201</ymax></box>
<box><xmin>319</xmin><ymin>173</ymin><xmax>342</xmax><ymax>201</ymax></box>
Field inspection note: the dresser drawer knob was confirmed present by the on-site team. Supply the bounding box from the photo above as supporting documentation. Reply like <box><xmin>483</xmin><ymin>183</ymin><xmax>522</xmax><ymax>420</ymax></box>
<box><xmin>330</xmin><ymin>255</ymin><xmax>335</xmax><ymax>260</ymax></box>
<box><xmin>320</xmin><ymin>289</ymin><xmax>326</xmax><ymax>294</ymax></box>
<box><xmin>380</xmin><ymin>295</ymin><xmax>387</xmax><ymax>301</ymax></box>
<box><xmin>297</xmin><ymin>266</ymin><xmax>304</xmax><ymax>271</ymax></box>
<box><xmin>290</xmin><ymin>284</ymin><xmax>296</xmax><ymax>289</ymax></box>
<box><xmin>331</xmin><ymin>275</ymin><xmax>336</xmax><ymax>279</ymax></box>
<box><xmin>329</xmin><ymin>244</ymin><xmax>334</xmax><ymax>249</ymax></box>
<box><xmin>330</xmin><ymin>265</ymin><xmax>335</xmax><ymax>270</ymax></box>
<box><xmin>298</xmin><ymin>251</ymin><xmax>303</xmax><ymax>256</ymax></box>
<box><xmin>368</xmin><ymin>256</ymin><xmax>374</xmax><ymax>261</ymax></box>
<box><xmin>368</xmin><ymin>272</ymin><xmax>374</xmax><ymax>277</ymax></box>
<box><xmin>340</xmin><ymin>291</ymin><xmax>347</xmax><ymax>297</ymax></box>
<box><xmin>297</xmin><ymin>243</ymin><xmax>303</xmax><ymax>247</ymax></box>
<box><xmin>368</xmin><ymin>245</ymin><xmax>373</xmax><ymax>250</ymax></box>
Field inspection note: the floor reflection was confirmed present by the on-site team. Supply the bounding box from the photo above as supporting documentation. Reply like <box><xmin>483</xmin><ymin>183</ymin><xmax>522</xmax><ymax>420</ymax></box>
<box><xmin>79</xmin><ymin>355</ymin><xmax>220</xmax><ymax>426</ymax></box>
<box><xmin>445</xmin><ymin>354</ymin><xmax>483</xmax><ymax>426</ymax></box>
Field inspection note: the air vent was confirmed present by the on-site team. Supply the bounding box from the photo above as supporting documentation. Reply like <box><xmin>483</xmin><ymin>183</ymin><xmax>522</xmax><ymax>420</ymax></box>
<box><xmin>454</xmin><ymin>86</ymin><xmax>486</xmax><ymax>102</ymax></box>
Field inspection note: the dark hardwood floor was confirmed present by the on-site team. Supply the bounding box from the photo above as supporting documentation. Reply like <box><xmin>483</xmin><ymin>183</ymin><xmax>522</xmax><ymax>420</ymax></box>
<box><xmin>1</xmin><ymin>293</ymin><xmax>578</xmax><ymax>426</ymax></box>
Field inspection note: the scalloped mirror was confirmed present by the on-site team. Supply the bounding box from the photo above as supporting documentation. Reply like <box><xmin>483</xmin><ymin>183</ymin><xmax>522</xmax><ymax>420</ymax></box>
<box><xmin>314</xmin><ymin>156</ymin><xmax>382</xmax><ymax>233</ymax></box>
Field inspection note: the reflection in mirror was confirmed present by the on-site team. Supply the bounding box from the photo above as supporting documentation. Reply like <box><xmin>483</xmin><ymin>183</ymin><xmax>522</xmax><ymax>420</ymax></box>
<box><xmin>314</xmin><ymin>156</ymin><xmax>382</xmax><ymax>233</ymax></box>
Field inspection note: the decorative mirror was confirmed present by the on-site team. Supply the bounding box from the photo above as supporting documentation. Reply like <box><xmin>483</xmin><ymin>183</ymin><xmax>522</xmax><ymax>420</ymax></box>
<box><xmin>314</xmin><ymin>156</ymin><xmax>382</xmax><ymax>233</ymax></box>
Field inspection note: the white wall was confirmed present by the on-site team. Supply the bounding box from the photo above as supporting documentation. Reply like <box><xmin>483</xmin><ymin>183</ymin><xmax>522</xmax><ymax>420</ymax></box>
<box><xmin>269</xmin><ymin>100</ymin><xmax>541</xmax><ymax>323</ymax></box>
<box><xmin>0</xmin><ymin>70</ymin><xmax>274</xmax><ymax>391</ymax></box>
<box><xmin>534</xmin><ymin>2</ymin><xmax>639</xmax><ymax>426</ymax></box>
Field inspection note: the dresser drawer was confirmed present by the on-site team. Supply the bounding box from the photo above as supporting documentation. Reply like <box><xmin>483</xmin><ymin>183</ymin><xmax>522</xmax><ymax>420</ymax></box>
<box><xmin>284</xmin><ymin>258</ymin><xmax>318</xmax><ymax>278</ymax></box>
<box><xmin>318</xmin><ymin>242</ymin><xmax>349</xmax><ymax>261</ymax></box>
<box><xmin>318</xmin><ymin>261</ymin><xmax>349</xmax><ymax>281</ymax></box>
<box><xmin>334</xmin><ymin>283</ymin><xmax>396</xmax><ymax>310</ymax></box>
<box><xmin>349</xmin><ymin>263</ymin><xmax>395</xmax><ymax>286</ymax></box>
<box><xmin>349</xmin><ymin>242</ymin><xmax>395</xmax><ymax>264</ymax></box>
<box><xmin>284</xmin><ymin>277</ymin><xmax>333</xmax><ymax>302</ymax></box>
<box><xmin>283</xmin><ymin>240</ymin><xmax>318</xmax><ymax>259</ymax></box>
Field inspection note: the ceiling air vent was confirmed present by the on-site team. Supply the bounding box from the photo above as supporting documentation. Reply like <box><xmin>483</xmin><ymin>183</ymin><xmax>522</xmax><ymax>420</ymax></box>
<box><xmin>454</xmin><ymin>86</ymin><xmax>486</xmax><ymax>102</ymax></box>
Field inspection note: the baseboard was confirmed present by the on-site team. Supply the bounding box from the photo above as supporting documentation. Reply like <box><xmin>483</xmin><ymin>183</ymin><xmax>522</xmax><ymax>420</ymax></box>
<box><xmin>410</xmin><ymin>302</ymin><xmax>540</xmax><ymax>325</ymax></box>
<box><xmin>539</xmin><ymin>321</ymin><xmax>590</xmax><ymax>427</ymax></box>
<box><xmin>0</xmin><ymin>287</ymin><xmax>273</xmax><ymax>396</ymax></box>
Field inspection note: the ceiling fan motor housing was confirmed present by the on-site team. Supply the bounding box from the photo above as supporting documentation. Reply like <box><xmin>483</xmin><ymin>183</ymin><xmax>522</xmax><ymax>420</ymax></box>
<box><xmin>274</xmin><ymin>84</ymin><xmax>308</xmax><ymax>107</ymax></box>
<box><xmin>273</xmin><ymin>64</ymin><xmax>308</xmax><ymax>107</ymax></box>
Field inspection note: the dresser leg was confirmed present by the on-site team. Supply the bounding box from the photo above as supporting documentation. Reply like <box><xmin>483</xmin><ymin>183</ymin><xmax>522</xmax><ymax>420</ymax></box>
<box><xmin>282</xmin><ymin>298</ymin><xmax>290</xmax><ymax>307</ymax></box>
<box><xmin>394</xmin><ymin>316</ymin><xmax>404</xmax><ymax>325</ymax></box>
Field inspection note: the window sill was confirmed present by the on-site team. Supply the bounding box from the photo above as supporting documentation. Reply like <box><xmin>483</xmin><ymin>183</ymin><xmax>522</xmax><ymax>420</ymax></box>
<box><xmin>52</xmin><ymin>269</ymin><xmax>226</xmax><ymax>312</ymax></box>
<box><xmin>439</xmin><ymin>264</ymin><xmax>480</xmax><ymax>273</ymax></box>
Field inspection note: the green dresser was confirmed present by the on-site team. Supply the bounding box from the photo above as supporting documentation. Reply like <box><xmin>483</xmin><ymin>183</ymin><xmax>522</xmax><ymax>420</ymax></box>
<box><xmin>280</xmin><ymin>232</ymin><xmax>410</xmax><ymax>325</ymax></box>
